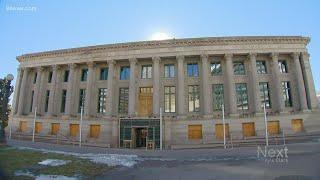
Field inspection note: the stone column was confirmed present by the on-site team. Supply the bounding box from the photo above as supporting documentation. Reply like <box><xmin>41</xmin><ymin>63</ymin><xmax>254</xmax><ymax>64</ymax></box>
<box><xmin>270</xmin><ymin>53</ymin><xmax>283</xmax><ymax>113</ymax></box>
<box><xmin>300</xmin><ymin>52</ymin><xmax>318</xmax><ymax>110</ymax></box>
<box><xmin>224</xmin><ymin>53</ymin><xmax>237</xmax><ymax>115</ymax></box>
<box><xmin>201</xmin><ymin>54</ymin><xmax>211</xmax><ymax>116</ymax></box>
<box><xmin>12</xmin><ymin>67</ymin><xmax>22</xmax><ymax>115</ymax></box>
<box><xmin>84</xmin><ymin>62</ymin><xmax>96</xmax><ymax>117</ymax></box>
<box><xmin>248</xmin><ymin>53</ymin><xmax>260</xmax><ymax>113</ymax></box>
<box><xmin>292</xmin><ymin>52</ymin><xmax>308</xmax><ymax>111</ymax></box>
<box><xmin>111</xmin><ymin>119</ymin><xmax>118</xmax><ymax>148</ymax></box>
<box><xmin>17</xmin><ymin>67</ymin><xmax>29</xmax><ymax>115</ymax></box>
<box><xmin>53</xmin><ymin>66</ymin><xmax>62</xmax><ymax>114</ymax></box>
<box><xmin>47</xmin><ymin>65</ymin><xmax>58</xmax><ymax>116</ymax></box>
<box><xmin>152</xmin><ymin>56</ymin><xmax>160</xmax><ymax>116</ymax></box>
<box><xmin>177</xmin><ymin>55</ymin><xmax>185</xmax><ymax>116</ymax></box>
<box><xmin>32</xmin><ymin>67</ymin><xmax>43</xmax><ymax>114</ymax></box>
<box><xmin>106</xmin><ymin>60</ymin><xmax>115</xmax><ymax>116</ymax></box>
<box><xmin>128</xmin><ymin>58</ymin><xmax>137</xmax><ymax>116</ymax></box>
<box><xmin>65</xmin><ymin>63</ymin><xmax>77</xmax><ymax>116</ymax></box>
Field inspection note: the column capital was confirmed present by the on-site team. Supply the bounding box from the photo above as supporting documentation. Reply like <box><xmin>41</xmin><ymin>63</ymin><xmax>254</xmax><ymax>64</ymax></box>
<box><xmin>152</xmin><ymin>56</ymin><xmax>161</xmax><ymax>63</ymax></box>
<box><xmin>301</xmin><ymin>52</ymin><xmax>310</xmax><ymax>58</ymax></box>
<box><xmin>52</xmin><ymin>64</ymin><xmax>60</xmax><ymax>71</ymax></box>
<box><xmin>87</xmin><ymin>61</ymin><xmax>96</xmax><ymax>68</ymax></box>
<box><xmin>270</xmin><ymin>52</ymin><xmax>279</xmax><ymax>59</ymax></box>
<box><xmin>176</xmin><ymin>55</ymin><xmax>185</xmax><ymax>61</ymax></box>
<box><xmin>248</xmin><ymin>53</ymin><xmax>257</xmax><ymax>59</ymax></box>
<box><xmin>291</xmin><ymin>52</ymin><xmax>300</xmax><ymax>60</ymax></box>
<box><xmin>19</xmin><ymin>67</ymin><xmax>28</xmax><ymax>72</ymax></box>
<box><xmin>129</xmin><ymin>57</ymin><xmax>137</xmax><ymax>64</ymax></box>
<box><xmin>224</xmin><ymin>53</ymin><xmax>233</xmax><ymax>60</ymax></box>
<box><xmin>107</xmin><ymin>60</ymin><xmax>116</xmax><ymax>65</ymax></box>
<box><xmin>68</xmin><ymin>63</ymin><xmax>77</xmax><ymax>70</ymax></box>
<box><xmin>36</xmin><ymin>66</ymin><xmax>45</xmax><ymax>73</ymax></box>
<box><xmin>200</xmin><ymin>54</ymin><xmax>209</xmax><ymax>60</ymax></box>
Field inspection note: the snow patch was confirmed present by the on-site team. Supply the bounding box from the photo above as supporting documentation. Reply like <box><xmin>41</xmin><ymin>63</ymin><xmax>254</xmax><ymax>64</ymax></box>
<box><xmin>17</xmin><ymin>147</ymin><xmax>139</xmax><ymax>167</ymax></box>
<box><xmin>36</xmin><ymin>174</ymin><xmax>78</xmax><ymax>180</ymax></box>
<box><xmin>38</xmin><ymin>159</ymin><xmax>71</xmax><ymax>166</ymax></box>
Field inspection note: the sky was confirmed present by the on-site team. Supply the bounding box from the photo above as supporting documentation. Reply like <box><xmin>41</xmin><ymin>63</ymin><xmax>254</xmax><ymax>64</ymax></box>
<box><xmin>0</xmin><ymin>0</ymin><xmax>319</xmax><ymax>92</ymax></box>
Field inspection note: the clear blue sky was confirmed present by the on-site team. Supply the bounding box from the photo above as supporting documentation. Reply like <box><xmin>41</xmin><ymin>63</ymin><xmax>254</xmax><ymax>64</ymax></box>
<box><xmin>0</xmin><ymin>0</ymin><xmax>319</xmax><ymax>91</ymax></box>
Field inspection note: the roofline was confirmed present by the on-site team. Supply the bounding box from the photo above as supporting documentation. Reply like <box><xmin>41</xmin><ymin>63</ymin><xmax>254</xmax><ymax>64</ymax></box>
<box><xmin>16</xmin><ymin>36</ymin><xmax>310</xmax><ymax>60</ymax></box>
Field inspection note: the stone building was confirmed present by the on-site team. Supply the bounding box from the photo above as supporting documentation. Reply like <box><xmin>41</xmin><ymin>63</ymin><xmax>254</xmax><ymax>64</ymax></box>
<box><xmin>10</xmin><ymin>36</ymin><xmax>320</xmax><ymax>149</ymax></box>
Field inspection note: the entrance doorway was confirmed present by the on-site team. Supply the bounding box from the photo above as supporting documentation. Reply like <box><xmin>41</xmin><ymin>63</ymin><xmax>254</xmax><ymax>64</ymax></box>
<box><xmin>132</xmin><ymin>127</ymin><xmax>148</xmax><ymax>148</ymax></box>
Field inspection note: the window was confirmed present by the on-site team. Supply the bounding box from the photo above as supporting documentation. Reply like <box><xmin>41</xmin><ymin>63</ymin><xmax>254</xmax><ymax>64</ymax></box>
<box><xmin>48</xmin><ymin>71</ymin><xmax>53</xmax><ymax>83</ymax></box>
<box><xmin>120</xmin><ymin>66</ymin><xmax>130</xmax><ymax>80</ymax></box>
<box><xmin>97</xmin><ymin>88</ymin><xmax>107</xmax><ymax>113</ymax></box>
<box><xmin>187</xmin><ymin>63</ymin><xmax>199</xmax><ymax>77</ymax></box>
<box><xmin>164</xmin><ymin>64</ymin><xmax>175</xmax><ymax>78</ymax></box>
<box><xmin>259</xmin><ymin>82</ymin><xmax>271</xmax><ymax>109</ymax></box>
<box><xmin>64</xmin><ymin>70</ymin><xmax>69</xmax><ymax>82</ymax></box>
<box><xmin>141</xmin><ymin>65</ymin><xmax>152</xmax><ymax>79</ymax></box>
<box><xmin>282</xmin><ymin>81</ymin><xmax>292</xmax><ymax>107</ymax></box>
<box><xmin>100</xmin><ymin>68</ymin><xmax>108</xmax><ymax>80</ymax></box>
<box><xmin>45</xmin><ymin>90</ymin><xmax>50</xmax><ymax>112</ymax></box>
<box><xmin>118</xmin><ymin>88</ymin><xmax>129</xmax><ymax>114</ymax></box>
<box><xmin>188</xmin><ymin>85</ymin><xmax>200</xmax><ymax>112</ymax></box>
<box><xmin>30</xmin><ymin>91</ymin><xmax>34</xmax><ymax>112</ymax></box>
<box><xmin>210</xmin><ymin>62</ymin><xmax>222</xmax><ymax>75</ymax></box>
<box><xmin>78</xmin><ymin>89</ymin><xmax>86</xmax><ymax>113</ymax></box>
<box><xmin>212</xmin><ymin>84</ymin><xmax>224</xmax><ymax>110</ymax></box>
<box><xmin>61</xmin><ymin>90</ymin><xmax>67</xmax><ymax>113</ymax></box>
<box><xmin>164</xmin><ymin>86</ymin><xmax>176</xmax><ymax>113</ymax></box>
<box><xmin>233</xmin><ymin>61</ymin><xmax>245</xmax><ymax>75</ymax></box>
<box><xmin>256</xmin><ymin>61</ymin><xmax>267</xmax><ymax>74</ymax></box>
<box><xmin>81</xmin><ymin>69</ymin><xmax>88</xmax><ymax>81</ymax></box>
<box><xmin>235</xmin><ymin>83</ymin><xmax>249</xmax><ymax>110</ymax></box>
<box><xmin>33</xmin><ymin>72</ymin><xmax>37</xmax><ymax>84</ymax></box>
<box><xmin>278</xmin><ymin>60</ymin><xmax>288</xmax><ymax>73</ymax></box>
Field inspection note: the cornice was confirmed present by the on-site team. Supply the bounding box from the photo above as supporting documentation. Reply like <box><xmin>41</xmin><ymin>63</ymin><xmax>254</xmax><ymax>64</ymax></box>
<box><xmin>16</xmin><ymin>36</ymin><xmax>310</xmax><ymax>61</ymax></box>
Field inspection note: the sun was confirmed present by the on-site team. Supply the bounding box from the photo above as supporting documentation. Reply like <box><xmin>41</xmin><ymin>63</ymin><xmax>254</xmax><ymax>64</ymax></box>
<box><xmin>150</xmin><ymin>32</ymin><xmax>172</xmax><ymax>40</ymax></box>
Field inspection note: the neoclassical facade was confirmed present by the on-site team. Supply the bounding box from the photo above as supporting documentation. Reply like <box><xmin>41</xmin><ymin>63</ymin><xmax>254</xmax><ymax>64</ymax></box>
<box><xmin>10</xmin><ymin>36</ymin><xmax>320</xmax><ymax>149</ymax></box>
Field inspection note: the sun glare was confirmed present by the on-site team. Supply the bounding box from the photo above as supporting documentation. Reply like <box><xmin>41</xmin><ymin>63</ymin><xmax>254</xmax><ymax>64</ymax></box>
<box><xmin>150</xmin><ymin>32</ymin><xmax>172</xmax><ymax>40</ymax></box>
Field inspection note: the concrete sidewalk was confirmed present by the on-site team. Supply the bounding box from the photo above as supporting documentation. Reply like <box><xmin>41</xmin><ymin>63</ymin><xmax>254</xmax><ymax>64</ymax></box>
<box><xmin>6</xmin><ymin>139</ymin><xmax>320</xmax><ymax>160</ymax></box>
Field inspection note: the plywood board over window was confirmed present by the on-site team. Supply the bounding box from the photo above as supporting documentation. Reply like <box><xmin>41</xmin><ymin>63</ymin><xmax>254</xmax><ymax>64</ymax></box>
<box><xmin>242</xmin><ymin>122</ymin><xmax>255</xmax><ymax>137</ymax></box>
<box><xmin>90</xmin><ymin>125</ymin><xmax>101</xmax><ymax>138</ymax></box>
<box><xmin>188</xmin><ymin>125</ymin><xmax>202</xmax><ymax>140</ymax></box>
<box><xmin>70</xmin><ymin>124</ymin><xmax>79</xmax><ymax>137</ymax></box>
<box><xmin>268</xmin><ymin>121</ymin><xmax>280</xmax><ymax>135</ymax></box>
<box><xmin>35</xmin><ymin>122</ymin><xmax>42</xmax><ymax>134</ymax></box>
<box><xmin>215</xmin><ymin>123</ymin><xmax>230</xmax><ymax>139</ymax></box>
<box><xmin>139</xmin><ymin>87</ymin><xmax>153</xmax><ymax>116</ymax></box>
<box><xmin>51</xmin><ymin>123</ymin><xmax>60</xmax><ymax>135</ymax></box>
<box><xmin>19</xmin><ymin>121</ymin><xmax>27</xmax><ymax>132</ymax></box>
<box><xmin>292</xmin><ymin>119</ymin><xmax>304</xmax><ymax>133</ymax></box>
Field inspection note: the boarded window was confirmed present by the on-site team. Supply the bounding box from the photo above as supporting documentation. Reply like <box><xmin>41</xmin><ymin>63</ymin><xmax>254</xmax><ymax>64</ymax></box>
<box><xmin>188</xmin><ymin>125</ymin><xmax>202</xmax><ymax>140</ymax></box>
<box><xmin>35</xmin><ymin>122</ymin><xmax>42</xmax><ymax>134</ymax></box>
<box><xmin>292</xmin><ymin>119</ymin><xmax>304</xmax><ymax>133</ymax></box>
<box><xmin>70</xmin><ymin>124</ymin><xmax>79</xmax><ymax>137</ymax></box>
<box><xmin>268</xmin><ymin>121</ymin><xmax>280</xmax><ymax>135</ymax></box>
<box><xmin>90</xmin><ymin>125</ymin><xmax>101</xmax><ymax>138</ymax></box>
<box><xmin>19</xmin><ymin>121</ymin><xmax>27</xmax><ymax>132</ymax></box>
<box><xmin>215</xmin><ymin>123</ymin><xmax>230</xmax><ymax>140</ymax></box>
<box><xmin>51</xmin><ymin>123</ymin><xmax>60</xmax><ymax>135</ymax></box>
<box><xmin>242</xmin><ymin>122</ymin><xmax>255</xmax><ymax>137</ymax></box>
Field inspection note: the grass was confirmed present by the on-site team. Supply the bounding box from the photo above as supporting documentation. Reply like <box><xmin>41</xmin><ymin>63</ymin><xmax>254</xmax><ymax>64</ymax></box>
<box><xmin>0</xmin><ymin>145</ymin><xmax>112</xmax><ymax>179</ymax></box>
